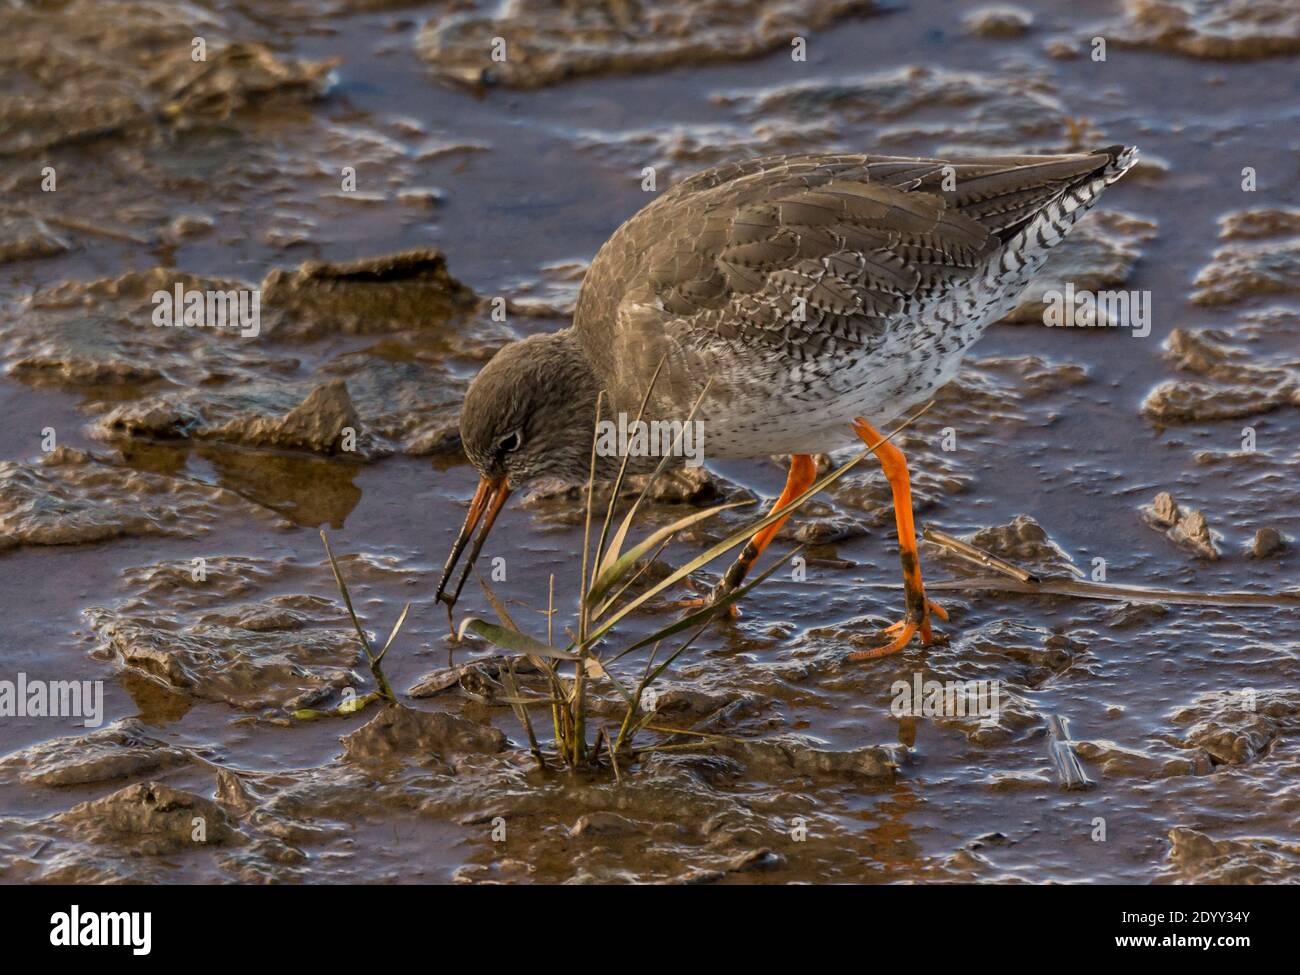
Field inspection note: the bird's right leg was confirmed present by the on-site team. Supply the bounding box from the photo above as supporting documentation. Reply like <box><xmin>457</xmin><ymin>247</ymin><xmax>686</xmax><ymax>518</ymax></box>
<box><xmin>847</xmin><ymin>417</ymin><xmax>946</xmax><ymax>659</ymax></box>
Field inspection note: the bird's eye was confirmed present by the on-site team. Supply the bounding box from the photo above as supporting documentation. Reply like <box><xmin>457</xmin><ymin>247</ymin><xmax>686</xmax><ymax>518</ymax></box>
<box><xmin>497</xmin><ymin>430</ymin><xmax>523</xmax><ymax>453</ymax></box>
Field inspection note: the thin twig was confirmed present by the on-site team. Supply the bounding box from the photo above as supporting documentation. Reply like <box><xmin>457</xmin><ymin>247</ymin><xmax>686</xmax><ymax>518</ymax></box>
<box><xmin>643</xmin><ymin>724</ymin><xmax>743</xmax><ymax>742</ymax></box>
<box><xmin>604</xmin><ymin>727</ymin><xmax>622</xmax><ymax>785</ymax></box>
<box><xmin>921</xmin><ymin>525</ymin><xmax>1298</xmax><ymax>607</ymax></box>
<box><xmin>40</xmin><ymin>212</ymin><xmax>149</xmax><ymax>244</ymax></box>
<box><xmin>925</xmin><ymin>576</ymin><xmax>1300</xmax><ymax>607</ymax></box>
<box><xmin>504</xmin><ymin>659</ymin><xmax>546</xmax><ymax>770</ymax></box>
<box><xmin>1047</xmin><ymin>714</ymin><xmax>1093</xmax><ymax>791</ymax></box>
<box><xmin>320</xmin><ymin>530</ymin><xmax>396</xmax><ymax>702</ymax></box>
<box><xmin>921</xmin><ymin>527</ymin><xmax>1040</xmax><ymax>583</ymax></box>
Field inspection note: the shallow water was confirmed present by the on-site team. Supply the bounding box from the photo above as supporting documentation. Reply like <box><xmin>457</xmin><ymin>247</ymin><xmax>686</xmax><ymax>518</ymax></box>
<box><xmin>1</xmin><ymin>0</ymin><xmax>1297</xmax><ymax>884</ymax></box>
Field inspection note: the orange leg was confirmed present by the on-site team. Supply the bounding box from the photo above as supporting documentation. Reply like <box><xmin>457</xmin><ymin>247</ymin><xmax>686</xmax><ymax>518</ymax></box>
<box><xmin>847</xmin><ymin>418</ymin><xmax>946</xmax><ymax>660</ymax></box>
<box><xmin>681</xmin><ymin>454</ymin><xmax>818</xmax><ymax>617</ymax></box>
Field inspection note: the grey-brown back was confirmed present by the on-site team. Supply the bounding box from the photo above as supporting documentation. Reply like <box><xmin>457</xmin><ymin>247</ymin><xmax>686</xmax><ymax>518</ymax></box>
<box><xmin>573</xmin><ymin>149</ymin><xmax>1134</xmax><ymax>421</ymax></box>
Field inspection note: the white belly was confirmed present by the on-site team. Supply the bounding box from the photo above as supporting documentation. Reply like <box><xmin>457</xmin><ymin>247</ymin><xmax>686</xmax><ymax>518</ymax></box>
<box><xmin>693</xmin><ymin>218</ymin><xmax>1067</xmax><ymax>458</ymax></box>
<box><xmin>698</xmin><ymin>312</ymin><xmax>990</xmax><ymax>459</ymax></box>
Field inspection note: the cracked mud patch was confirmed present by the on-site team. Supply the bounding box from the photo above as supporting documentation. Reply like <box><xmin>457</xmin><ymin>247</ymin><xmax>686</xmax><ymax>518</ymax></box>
<box><xmin>1099</xmin><ymin>0</ymin><xmax>1300</xmax><ymax>61</ymax></box>
<box><xmin>579</xmin><ymin>65</ymin><xmax>1098</xmax><ymax>186</ymax></box>
<box><xmin>0</xmin><ymin>447</ymin><xmax>283</xmax><ymax>552</ymax></box>
<box><xmin>82</xmin><ymin>553</ymin><xmax>435</xmax><ymax>711</ymax></box>
<box><xmin>417</xmin><ymin>0</ymin><xmax>883</xmax><ymax>89</ymax></box>
<box><xmin>1142</xmin><ymin>325</ymin><xmax>1299</xmax><ymax>424</ymax></box>
<box><xmin>3</xmin><ymin>257</ymin><xmax>501</xmax><ymax>462</ymax></box>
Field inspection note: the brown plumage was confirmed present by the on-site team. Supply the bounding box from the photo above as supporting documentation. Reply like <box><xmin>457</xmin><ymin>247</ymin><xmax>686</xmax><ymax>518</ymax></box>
<box><xmin>575</xmin><ymin>148</ymin><xmax>1135</xmax><ymax>424</ymax></box>
<box><xmin>438</xmin><ymin>146</ymin><xmax>1139</xmax><ymax>654</ymax></box>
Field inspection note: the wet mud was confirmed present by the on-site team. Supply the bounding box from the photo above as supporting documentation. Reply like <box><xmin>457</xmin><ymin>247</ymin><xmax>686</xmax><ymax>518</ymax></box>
<box><xmin>0</xmin><ymin>0</ymin><xmax>1297</xmax><ymax>884</ymax></box>
<box><xmin>417</xmin><ymin>0</ymin><xmax>884</xmax><ymax>89</ymax></box>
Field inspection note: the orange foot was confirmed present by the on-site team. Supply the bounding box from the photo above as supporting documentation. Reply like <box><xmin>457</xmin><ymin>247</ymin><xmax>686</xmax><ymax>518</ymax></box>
<box><xmin>847</xmin><ymin>415</ymin><xmax>948</xmax><ymax>662</ymax></box>
<box><xmin>849</xmin><ymin>600</ymin><xmax>947</xmax><ymax>661</ymax></box>
<box><xmin>674</xmin><ymin>583</ymin><xmax>741</xmax><ymax>620</ymax></box>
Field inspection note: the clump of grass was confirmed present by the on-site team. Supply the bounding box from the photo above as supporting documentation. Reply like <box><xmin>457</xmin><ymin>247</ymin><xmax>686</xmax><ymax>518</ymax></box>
<box><xmin>293</xmin><ymin>530</ymin><xmax>408</xmax><ymax>720</ymax></box>
<box><xmin>457</xmin><ymin>364</ymin><xmax>928</xmax><ymax>771</ymax></box>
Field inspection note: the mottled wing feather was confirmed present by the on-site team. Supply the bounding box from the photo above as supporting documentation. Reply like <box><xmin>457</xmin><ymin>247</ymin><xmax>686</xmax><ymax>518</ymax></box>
<box><xmin>577</xmin><ymin>150</ymin><xmax>1119</xmax><ymax>389</ymax></box>
<box><xmin>641</xmin><ymin>168</ymin><xmax>995</xmax><ymax>360</ymax></box>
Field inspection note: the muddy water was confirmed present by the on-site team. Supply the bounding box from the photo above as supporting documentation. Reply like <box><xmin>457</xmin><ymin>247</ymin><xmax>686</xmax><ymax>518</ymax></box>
<box><xmin>1</xmin><ymin>0</ymin><xmax>1298</xmax><ymax>883</ymax></box>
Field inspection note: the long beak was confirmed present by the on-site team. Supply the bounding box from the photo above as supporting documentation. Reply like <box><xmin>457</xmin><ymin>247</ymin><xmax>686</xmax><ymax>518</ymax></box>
<box><xmin>434</xmin><ymin>475</ymin><xmax>511</xmax><ymax>617</ymax></box>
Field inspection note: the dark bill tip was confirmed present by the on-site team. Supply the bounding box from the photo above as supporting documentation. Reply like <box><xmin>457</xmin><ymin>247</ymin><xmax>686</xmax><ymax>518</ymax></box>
<box><xmin>434</xmin><ymin>476</ymin><xmax>511</xmax><ymax>614</ymax></box>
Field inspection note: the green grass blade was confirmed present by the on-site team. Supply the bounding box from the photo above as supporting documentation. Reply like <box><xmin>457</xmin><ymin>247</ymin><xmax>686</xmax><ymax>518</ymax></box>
<box><xmin>606</xmin><ymin>544</ymin><xmax>802</xmax><ymax>665</ymax></box>
<box><xmin>476</xmin><ymin>574</ymin><xmax>519</xmax><ymax>632</ymax></box>
<box><xmin>593</xmin><ymin>537</ymin><xmax>671</xmax><ymax>620</ymax></box>
<box><xmin>374</xmin><ymin>601</ymin><xmax>410</xmax><ymax>664</ymax></box>
<box><xmin>585</xmin><ymin>449</ymin><xmax>867</xmax><ymax>643</ymax></box>
<box><xmin>587</xmin><ymin>500</ymin><xmax>751</xmax><ymax>606</ymax></box>
<box><xmin>458</xmin><ymin>617</ymin><xmax>579</xmax><ymax>660</ymax></box>
<box><xmin>596</xmin><ymin>380</ymin><xmax>714</xmax><ymax>582</ymax></box>
<box><xmin>320</xmin><ymin>529</ymin><xmax>374</xmax><ymax>660</ymax></box>
<box><xmin>591</xmin><ymin>354</ymin><xmax>667</xmax><ymax>584</ymax></box>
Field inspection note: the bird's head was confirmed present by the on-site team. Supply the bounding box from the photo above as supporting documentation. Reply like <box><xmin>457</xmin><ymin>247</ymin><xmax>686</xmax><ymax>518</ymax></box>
<box><xmin>435</xmin><ymin>330</ymin><xmax>600</xmax><ymax>611</ymax></box>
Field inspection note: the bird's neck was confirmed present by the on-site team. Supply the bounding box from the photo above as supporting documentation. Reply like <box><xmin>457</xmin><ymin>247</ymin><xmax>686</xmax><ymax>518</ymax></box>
<box><xmin>547</xmin><ymin>327</ymin><xmax>672</xmax><ymax>480</ymax></box>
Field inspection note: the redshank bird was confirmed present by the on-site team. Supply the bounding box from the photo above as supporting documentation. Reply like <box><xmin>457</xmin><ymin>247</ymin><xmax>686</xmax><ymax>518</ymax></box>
<box><xmin>436</xmin><ymin>146</ymin><xmax>1138</xmax><ymax>657</ymax></box>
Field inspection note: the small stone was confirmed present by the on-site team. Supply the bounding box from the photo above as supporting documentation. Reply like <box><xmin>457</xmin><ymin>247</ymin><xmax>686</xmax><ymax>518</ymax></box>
<box><xmin>164</xmin><ymin>213</ymin><xmax>215</xmax><ymax>242</ymax></box>
<box><xmin>794</xmin><ymin>517</ymin><xmax>866</xmax><ymax>545</ymax></box>
<box><xmin>55</xmin><ymin>782</ymin><xmax>242</xmax><ymax>854</ymax></box>
<box><xmin>1250</xmin><ymin>527</ymin><xmax>1286</xmax><ymax>558</ymax></box>
<box><xmin>1103</xmin><ymin>0</ymin><xmax>1300</xmax><ymax>61</ymax></box>
<box><xmin>340</xmin><ymin>704</ymin><xmax>506</xmax><ymax>764</ymax></box>
<box><xmin>722</xmin><ymin>848</ymin><xmax>784</xmax><ymax>873</ymax></box>
<box><xmin>626</xmin><ymin>465</ymin><xmax>719</xmax><ymax>504</ymax></box>
<box><xmin>0</xmin><ymin>215</ymin><xmax>70</xmax><ymax>264</ymax></box>
<box><xmin>260</xmin><ymin>248</ymin><xmax>478</xmax><ymax>339</ymax></box>
<box><xmin>397</xmin><ymin>187</ymin><xmax>444</xmax><ymax>208</ymax></box>
<box><xmin>0</xmin><ymin>720</ymin><xmax>189</xmax><ymax>788</ymax></box>
<box><xmin>570</xmin><ymin>812</ymin><xmax>639</xmax><ymax>837</ymax></box>
<box><xmin>1219</xmin><ymin>208</ymin><xmax>1300</xmax><ymax>241</ymax></box>
<box><xmin>1173</xmin><ymin>509</ymin><xmax>1220</xmax><ymax>560</ymax></box>
<box><xmin>1165</xmin><ymin>827</ymin><xmax>1300</xmax><ymax>884</ymax></box>
<box><xmin>964</xmin><ymin>6</ymin><xmax>1033</xmax><ymax>38</ymax></box>
<box><xmin>1044</xmin><ymin>38</ymin><xmax>1078</xmax><ymax>59</ymax></box>
<box><xmin>961</xmin><ymin>513</ymin><xmax>1076</xmax><ymax>575</ymax></box>
<box><xmin>1105</xmin><ymin>601</ymin><xmax>1169</xmax><ymax>628</ymax></box>
<box><xmin>1142</xmin><ymin>491</ymin><xmax>1219</xmax><ymax>560</ymax></box>
<box><xmin>405</xmin><ymin>421</ymin><xmax>462</xmax><ymax>456</ymax></box>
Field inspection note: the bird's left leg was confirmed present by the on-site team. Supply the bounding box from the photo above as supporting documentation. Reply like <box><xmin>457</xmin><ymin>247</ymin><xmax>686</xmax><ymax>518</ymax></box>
<box><xmin>679</xmin><ymin>454</ymin><xmax>818</xmax><ymax>618</ymax></box>
<box><xmin>847</xmin><ymin>417</ymin><xmax>946</xmax><ymax>660</ymax></box>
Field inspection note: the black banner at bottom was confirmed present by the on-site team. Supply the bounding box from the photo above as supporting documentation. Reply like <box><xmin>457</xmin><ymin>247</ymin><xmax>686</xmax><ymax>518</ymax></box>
<box><xmin>3</xmin><ymin>882</ymin><xmax>1281</xmax><ymax>961</ymax></box>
